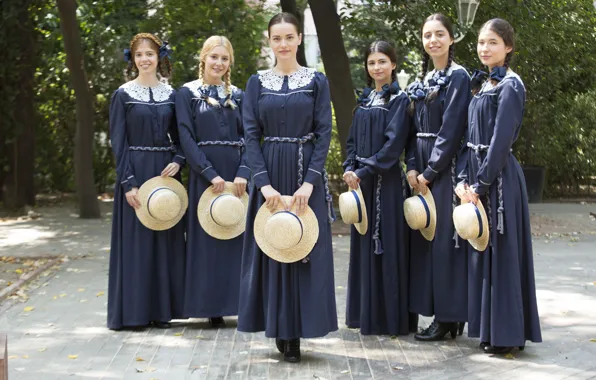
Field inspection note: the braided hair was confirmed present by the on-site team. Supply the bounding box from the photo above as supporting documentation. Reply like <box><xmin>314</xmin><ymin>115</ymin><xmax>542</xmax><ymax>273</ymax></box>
<box><xmin>421</xmin><ymin>13</ymin><xmax>456</xmax><ymax>102</ymax></box>
<box><xmin>125</xmin><ymin>33</ymin><xmax>172</xmax><ymax>81</ymax></box>
<box><xmin>196</xmin><ymin>35</ymin><xmax>237</xmax><ymax>109</ymax></box>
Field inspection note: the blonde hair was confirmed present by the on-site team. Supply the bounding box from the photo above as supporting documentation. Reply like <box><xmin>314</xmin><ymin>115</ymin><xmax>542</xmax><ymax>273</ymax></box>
<box><xmin>126</xmin><ymin>33</ymin><xmax>172</xmax><ymax>80</ymax></box>
<box><xmin>197</xmin><ymin>36</ymin><xmax>236</xmax><ymax>109</ymax></box>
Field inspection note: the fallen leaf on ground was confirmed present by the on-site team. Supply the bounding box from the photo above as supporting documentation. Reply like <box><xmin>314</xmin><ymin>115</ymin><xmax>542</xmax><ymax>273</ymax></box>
<box><xmin>340</xmin><ymin>370</ymin><xmax>350</xmax><ymax>374</ymax></box>
<box><xmin>68</xmin><ymin>354</ymin><xmax>78</xmax><ymax>359</ymax></box>
<box><xmin>77</xmin><ymin>288</ymin><xmax>85</xmax><ymax>292</ymax></box>
<box><xmin>589</xmin><ymin>338</ymin><xmax>596</xmax><ymax>342</ymax></box>
<box><xmin>8</xmin><ymin>355</ymin><xmax>18</xmax><ymax>359</ymax></box>
<box><xmin>15</xmin><ymin>269</ymin><xmax>23</xmax><ymax>275</ymax></box>
<box><xmin>174</xmin><ymin>332</ymin><xmax>183</xmax><ymax>336</ymax></box>
<box><xmin>52</xmin><ymin>296</ymin><xmax>58</xmax><ymax>300</ymax></box>
<box><xmin>195</xmin><ymin>335</ymin><xmax>204</xmax><ymax>339</ymax></box>
<box><xmin>23</xmin><ymin>306</ymin><xmax>34</xmax><ymax>312</ymax></box>
<box><xmin>80</xmin><ymin>299</ymin><xmax>88</xmax><ymax>303</ymax></box>
<box><xmin>392</xmin><ymin>365</ymin><xmax>404</xmax><ymax>370</ymax></box>
<box><xmin>22</xmin><ymin>355</ymin><xmax>29</xmax><ymax>359</ymax></box>
<box><xmin>59</xmin><ymin>293</ymin><xmax>67</xmax><ymax>298</ymax></box>
<box><xmin>135</xmin><ymin>357</ymin><xmax>145</xmax><ymax>362</ymax></box>
<box><xmin>504</xmin><ymin>353</ymin><xmax>515</xmax><ymax>359</ymax></box>
<box><xmin>96</xmin><ymin>291</ymin><xmax>105</xmax><ymax>297</ymax></box>
<box><xmin>38</xmin><ymin>348</ymin><xmax>46</xmax><ymax>352</ymax></box>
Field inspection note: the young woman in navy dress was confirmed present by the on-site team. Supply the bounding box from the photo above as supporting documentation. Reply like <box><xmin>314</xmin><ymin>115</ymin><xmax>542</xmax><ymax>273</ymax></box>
<box><xmin>456</xmin><ymin>19</ymin><xmax>542</xmax><ymax>354</ymax></box>
<box><xmin>343</xmin><ymin>41</ymin><xmax>414</xmax><ymax>336</ymax></box>
<box><xmin>176</xmin><ymin>36</ymin><xmax>247</xmax><ymax>327</ymax></box>
<box><xmin>238</xmin><ymin>13</ymin><xmax>337</xmax><ymax>363</ymax></box>
<box><xmin>108</xmin><ymin>33</ymin><xmax>186</xmax><ymax>330</ymax></box>
<box><xmin>406</xmin><ymin>14</ymin><xmax>470</xmax><ymax>341</ymax></box>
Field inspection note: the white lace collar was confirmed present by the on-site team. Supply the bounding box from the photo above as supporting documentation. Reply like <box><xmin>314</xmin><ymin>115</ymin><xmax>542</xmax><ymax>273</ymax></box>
<box><xmin>183</xmin><ymin>79</ymin><xmax>237</xmax><ymax>99</ymax></box>
<box><xmin>120</xmin><ymin>81</ymin><xmax>173</xmax><ymax>102</ymax></box>
<box><xmin>366</xmin><ymin>91</ymin><xmax>401</xmax><ymax>107</ymax></box>
<box><xmin>258</xmin><ymin>67</ymin><xmax>316</xmax><ymax>91</ymax></box>
<box><xmin>479</xmin><ymin>70</ymin><xmax>525</xmax><ymax>94</ymax></box>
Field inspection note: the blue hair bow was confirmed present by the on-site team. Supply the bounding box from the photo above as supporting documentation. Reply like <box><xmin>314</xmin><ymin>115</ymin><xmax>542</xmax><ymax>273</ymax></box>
<box><xmin>123</xmin><ymin>48</ymin><xmax>131</xmax><ymax>62</ymax></box>
<box><xmin>407</xmin><ymin>81</ymin><xmax>426</xmax><ymax>101</ymax></box>
<box><xmin>159</xmin><ymin>41</ymin><xmax>173</xmax><ymax>60</ymax></box>
<box><xmin>490</xmin><ymin>66</ymin><xmax>508</xmax><ymax>82</ymax></box>
<box><xmin>428</xmin><ymin>70</ymin><xmax>449</xmax><ymax>88</ymax></box>
<box><xmin>379</xmin><ymin>82</ymin><xmax>400</xmax><ymax>102</ymax></box>
<box><xmin>356</xmin><ymin>87</ymin><xmax>373</xmax><ymax>104</ymax></box>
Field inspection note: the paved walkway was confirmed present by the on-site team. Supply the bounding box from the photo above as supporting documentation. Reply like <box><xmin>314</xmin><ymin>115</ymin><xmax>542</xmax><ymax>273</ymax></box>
<box><xmin>0</xmin><ymin>202</ymin><xmax>595</xmax><ymax>379</ymax></box>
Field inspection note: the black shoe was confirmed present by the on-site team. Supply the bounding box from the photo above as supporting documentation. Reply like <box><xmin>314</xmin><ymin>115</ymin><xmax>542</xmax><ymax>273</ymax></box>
<box><xmin>458</xmin><ymin>322</ymin><xmax>466</xmax><ymax>336</ymax></box>
<box><xmin>479</xmin><ymin>341</ymin><xmax>490</xmax><ymax>350</ymax></box>
<box><xmin>275</xmin><ymin>338</ymin><xmax>286</xmax><ymax>354</ymax></box>
<box><xmin>415</xmin><ymin>321</ymin><xmax>458</xmax><ymax>341</ymax></box>
<box><xmin>483</xmin><ymin>345</ymin><xmax>524</xmax><ymax>354</ymax></box>
<box><xmin>209</xmin><ymin>317</ymin><xmax>226</xmax><ymax>328</ymax></box>
<box><xmin>151</xmin><ymin>321</ymin><xmax>171</xmax><ymax>329</ymax></box>
<box><xmin>284</xmin><ymin>339</ymin><xmax>301</xmax><ymax>363</ymax></box>
<box><xmin>109</xmin><ymin>325</ymin><xmax>146</xmax><ymax>332</ymax></box>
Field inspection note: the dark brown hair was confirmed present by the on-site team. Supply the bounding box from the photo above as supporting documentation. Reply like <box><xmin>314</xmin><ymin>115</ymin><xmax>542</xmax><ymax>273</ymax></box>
<box><xmin>125</xmin><ymin>33</ymin><xmax>172</xmax><ymax>80</ymax></box>
<box><xmin>480</xmin><ymin>18</ymin><xmax>515</xmax><ymax>69</ymax></box>
<box><xmin>268</xmin><ymin>12</ymin><xmax>301</xmax><ymax>37</ymax></box>
<box><xmin>419</xmin><ymin>13</ymin><xmax>455</xmax><ymax>102</ymax></box>
<box><xmin>364</xmin><ymin>40</ymin><xmax>398</xmax><ymax>88</ymax></box>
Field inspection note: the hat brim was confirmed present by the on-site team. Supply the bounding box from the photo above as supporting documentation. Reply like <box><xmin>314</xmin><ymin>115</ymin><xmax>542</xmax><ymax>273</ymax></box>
<box><xmin>197</xmin><ymin>182</ymin><xmax>249</xmax><ymax>240</ymax></box>
<box><xmin>136</xmin><ymin>176</ymin><xmax>188</xmax><ymax>231</ymax></box>
<box><xmin>417</xmin><ymin>190</ymin><xmax>437</xmax><ymax>242</ymax></box>
<box><xmin>254</xmin><ymin>195</ymin><xmax>319</xmax><ymax>263</ymax></box>
<box><xmin>465</xmin><ymin>199</ymin><xmax>490</xmax><ymax>252</ymax></box>
<box><xmin>340</xmin><ymin>186</ymin><xmax>368</xmax><ymax>235</ymax></box>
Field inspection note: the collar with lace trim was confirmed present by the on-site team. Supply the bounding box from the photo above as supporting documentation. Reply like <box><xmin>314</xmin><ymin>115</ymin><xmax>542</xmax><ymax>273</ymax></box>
<box><xmin>478</xmin><ymin>69</ymin><xmax>525</xmax><ymax>94</ymax></box>
<box><xmin>183</xmin><ymin>79</ymin><xmax>237</xmax><ymax>99</ymax></box>
<box><xmin>120</xmin><ymin>81</ymin><xmax>173</xmax><ymax>103</ymax></box>
<box><xmin>258</xmin><ymin>66</ymin><xmax>316</xmax><ymax>91</ymax></box>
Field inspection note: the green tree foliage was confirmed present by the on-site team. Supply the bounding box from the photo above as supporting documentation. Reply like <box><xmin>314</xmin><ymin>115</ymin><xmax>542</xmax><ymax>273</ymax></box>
<box><xmin>340</xmin><ymin>0</ymin><xmax>596</xmax><ymax>196</ymax></box>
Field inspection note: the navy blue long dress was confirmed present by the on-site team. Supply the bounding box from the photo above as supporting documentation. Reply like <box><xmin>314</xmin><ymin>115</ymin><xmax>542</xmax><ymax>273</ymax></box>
<box><xmin>406</xmin><ymin>64</ymin><xmax>470</xmax><ymax>323</ymax></box>
<box><xmin>108</xmin><ymin>81</ymin><xmax>186</xmax><ymax>329</ymax></box>
<box><xmin>238</xmin><ymin>67</ymin><xmax>338</xmax><ymax>339</ymax></box>
<box><xmin>343</xmin><ymin>83</ymin><xmax>413</xmax><ymax>336</ymax></box>
<box><xmin>458</xmin><ymin>68</ymin><xmax>542</xmax><ymax>347</ymax></box>
<box><xmin>176</xmin><ymin>80</ymin><xmax>248</xmax><ymax>318</ymax></box>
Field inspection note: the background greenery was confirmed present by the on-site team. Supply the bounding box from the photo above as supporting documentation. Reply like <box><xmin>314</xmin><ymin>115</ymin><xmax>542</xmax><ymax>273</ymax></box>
<box><xmin>1</xmin><ymin>0</ymin><xmax>595</xmax><ymax>211</ymax></box>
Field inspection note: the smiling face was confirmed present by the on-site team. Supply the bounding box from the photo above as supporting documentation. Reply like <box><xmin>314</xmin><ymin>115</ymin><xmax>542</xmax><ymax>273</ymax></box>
<box><xmin>422</xmin><ymin>20</ymin><xmax>453</xmax><ymax>60</ymax></box>
<box><xmin>203</xmin><ymin>45</ymin><xmax>231</xmax><ymax>84</ymax></box>
<box><xmin>133</xmin><ymin>39</ymin><xmax>159</xmax><ymax>76</ymax></box>
<box><xmin>367</xmin><ymin>52</ymin><xmax>396</xmax><ymax>88</ymax></box>
<box><xmin>268</xmin><ymin>21</ymin><xmax>302</xmax><ymax>64</ymax></box>
<box><xmin>477</xmin><ymin>27</ymin><xmax>513</xmax><ymax>70</ymax></box>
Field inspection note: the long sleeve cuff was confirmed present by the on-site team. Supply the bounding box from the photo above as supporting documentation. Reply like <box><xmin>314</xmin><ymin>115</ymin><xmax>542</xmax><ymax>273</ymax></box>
<box><xmin>355</xmin><ymin>166</ymin><xmax>373</xmax><ymax>181</ymax></box>
<box><xmin>236</xmin><ymin>165</ymin><xmax>251</xmax><ymax>180</ymax></box>
<box><xmin>172</xmin><ymin>154</ymin><xmax>186</xmax><ymax>166</ymax></box>
<box><xmin>121</xmin><ymin>175</ymin><xmax>138</xmax><ymax>192</ymax></box>
<box><xmin>253</xmin><ymin>171</ymin><xmax>271</xmax><ymax>189</ymax></box>
<box><xmin>200</xmin><ymin>166</ymin><xmax>219</xmax><ymax>182</ymax></box>
<box><xmin>423</xmin><ymin>165</ymin><xmax>439</xmax><ymax>182</ymax></box>
<box><xmin>473</xmin><ymin>182</ymin><xmax>489</xmax><ymax>196</ymax></box>
<box><xmin>304</xmin><ymin>168</ymin><xmax>323</xmax><ymax>185</ymax></box>
<box><xmin>406</xmin><ymin>157</ymin><xmax>417</xmax><ymax>172</ymax></box>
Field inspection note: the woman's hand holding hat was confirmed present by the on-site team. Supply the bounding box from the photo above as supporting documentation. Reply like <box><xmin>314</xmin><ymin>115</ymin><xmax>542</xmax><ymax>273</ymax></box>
<box><xmin>126</xmin><ymin>188</ymin><xmax>141</xmax><ymax>209</ymax></box>
<box><xmin>261</xmin><ymin>185</ymin><xmax>286</xmax><ymax>211</ymax></box>
<box><xmin>290</xmin><ymin>182</ymin><xmax>313</xmax><ymax>215</ymax></box>
<box><xmin>211</xmin><ymin>176</ymin><xmax>225</xmax><ymax>194</ymax></box>
<box><xmin>233</xmin><ymin>177</ymin><xmax>248</xmax><ymax>197</ymax></box>
<box><xmin>343</xmin><ymin>171</ymin><xmax>360</xmax><ymax>190</ymax></box>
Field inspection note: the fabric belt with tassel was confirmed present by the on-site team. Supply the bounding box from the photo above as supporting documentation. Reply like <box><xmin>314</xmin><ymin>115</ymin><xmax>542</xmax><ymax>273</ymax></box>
<box><xmin>417</xmin><ymin>132</ymin><xmax>460</xmax><ymax>247</ymax></box>
<box><xmin>467</xmin><ymin>142</ymin><xmax>507</xmax><ymax>236</ymax></box>
<box><xmin>264</xmin><ymin>133</ymin><xmax>335</xmax><ymax>263</ymax></box>
<box><xmin>354</xmin><ymin>155</ymin><xmax>408</xmax><ymax>255</ymax></box>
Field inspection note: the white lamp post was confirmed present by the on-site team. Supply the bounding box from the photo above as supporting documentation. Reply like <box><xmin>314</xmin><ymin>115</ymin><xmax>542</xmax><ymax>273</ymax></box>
<box><xmin>397</xmin><ymin>70</ymin><xmax>411</xmax><ymax>91</ymax></box>
<box><xmin>454</xmin><ymin>0</ymin><xmax>481</xmax><ymax>42</ymax></box>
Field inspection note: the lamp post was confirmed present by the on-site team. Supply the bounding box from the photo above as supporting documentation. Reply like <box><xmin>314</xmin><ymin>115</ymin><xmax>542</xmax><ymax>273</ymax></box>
<box><xmin>397</xmin><ymin>70</ymin><xmax>411</xmax><ymax>91</ymax></box>
<box><xmin>454</xmin><ymin>0</ymin><xmax>481</xmax><ymax>42</ymax></box>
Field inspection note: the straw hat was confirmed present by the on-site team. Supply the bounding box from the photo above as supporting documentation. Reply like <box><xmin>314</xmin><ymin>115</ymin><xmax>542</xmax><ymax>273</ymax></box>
<box><xmin>404</xmin><ymin>190</ymin><xmax>437</xmax><ymax>241</ymax></box>
<box><xmin>254</xmin><ymin>195</ymin><xmax>319</xmax><ymax>263</ymax></box>
<box><xmin>338</xmin><ymin>186</ymin><xmax>368</xmax><ymax>235</ymax></box>
<box><xmin>135</xmin><ymin>176</ymin><xmax>188</xmax><ymax>231</ymax></box>
<box><xmin>452</xmin><ymin>200</ymin><xmax>490</xmax><ymax>251</ymax></box>
<box><xmin>197</xmin><ymin>181</ymin><xmax>249</xmax><ymax>240</ymax></box>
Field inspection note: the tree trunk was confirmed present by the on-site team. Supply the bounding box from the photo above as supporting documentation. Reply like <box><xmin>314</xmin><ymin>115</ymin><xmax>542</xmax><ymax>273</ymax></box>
<box><xmin>1</xmin><ymin>0</ymin><xmax>37</xmax><ymax>211</ymax></box>
<box><xmin>280</xmin><ymin>0</ymin><xmax>308</xmax><ymax>67</ymax></box>
<box><xmin>57</xmin><ymin>0</ymin><xmax>100</xmax><ymax>218</ymax></box>
<box><xmin>307</xmin><ymin>0</ymin><xmax>354</xmax><ymax>157</ymax></box>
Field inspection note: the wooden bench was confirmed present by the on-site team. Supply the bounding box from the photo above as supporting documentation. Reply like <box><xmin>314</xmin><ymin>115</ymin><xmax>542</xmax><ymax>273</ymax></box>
<box><xmin>0</xmin><ymin>334</ymin><xmax>7</xmax><ymax>380</ymax></box>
